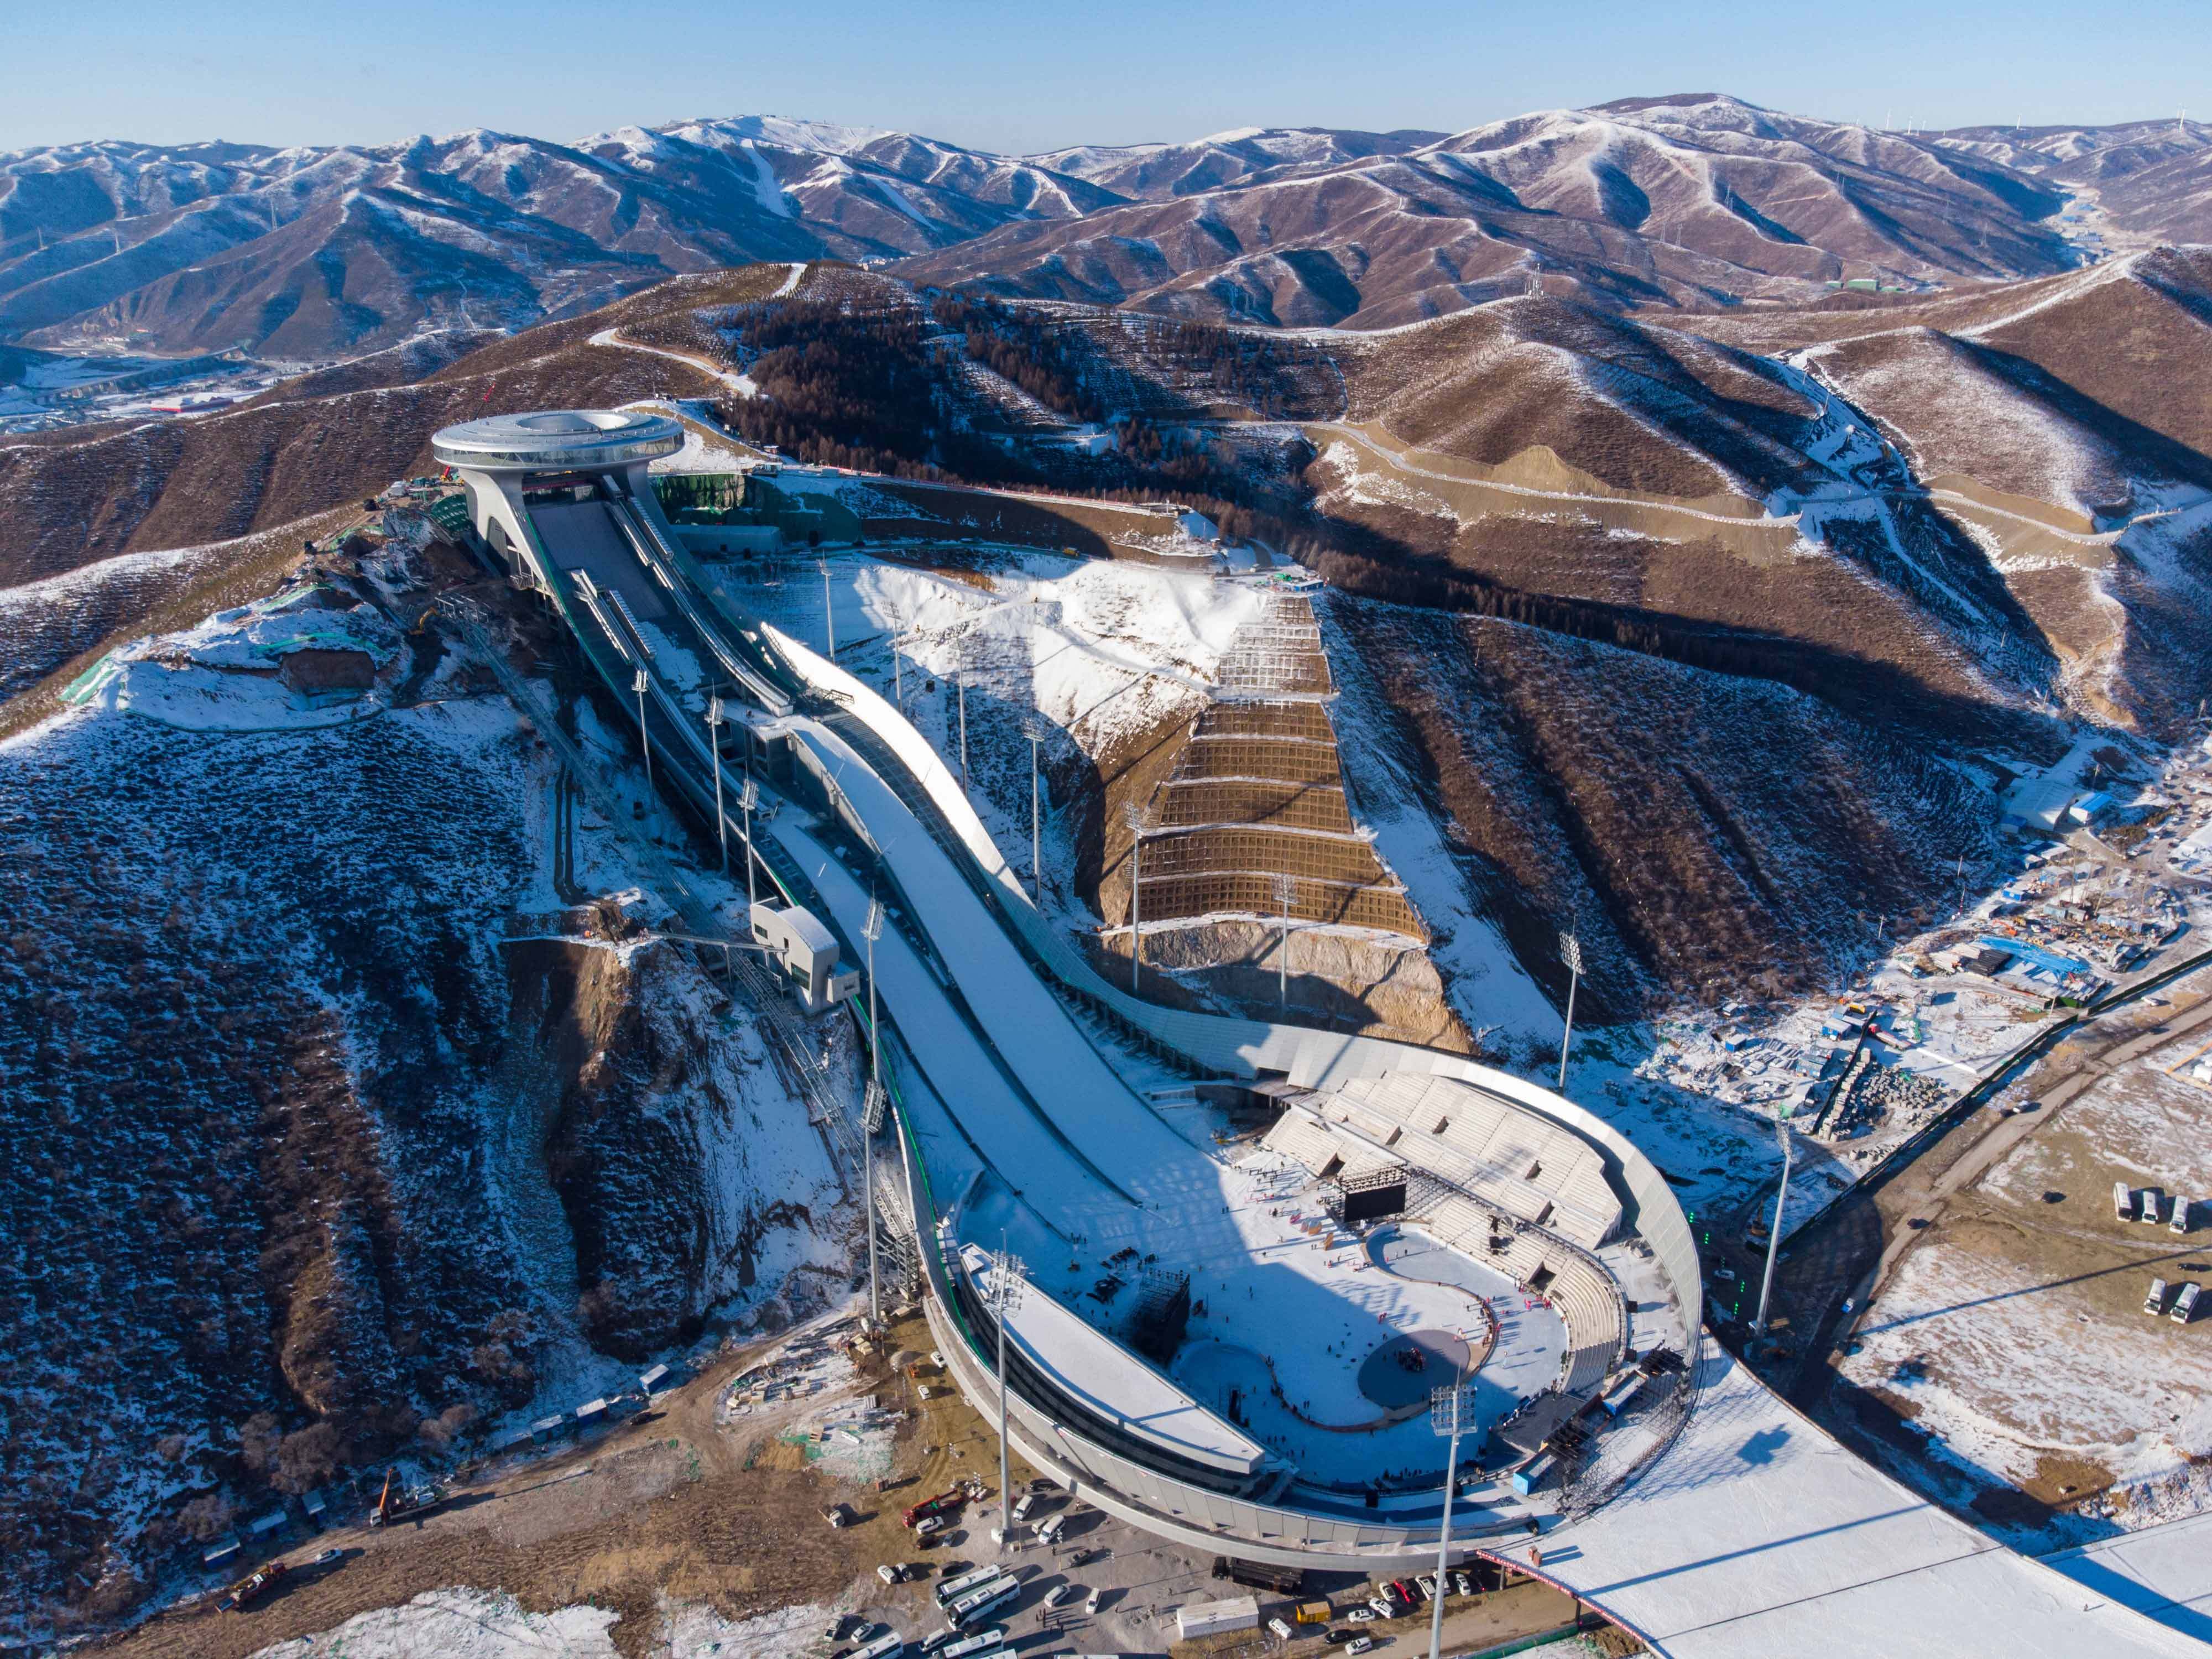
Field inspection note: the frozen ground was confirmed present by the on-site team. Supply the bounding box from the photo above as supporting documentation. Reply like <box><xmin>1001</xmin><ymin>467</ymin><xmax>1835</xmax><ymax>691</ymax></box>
<box><xmin>1838</xmin><ymin>1033</ymin><xmax>2212</xmax><ymax>1545</ymax></box>
<box><xmin>247</xmin><ymin>1588</ymin><xmax>621</xmax><ymax>1658</ymax></box>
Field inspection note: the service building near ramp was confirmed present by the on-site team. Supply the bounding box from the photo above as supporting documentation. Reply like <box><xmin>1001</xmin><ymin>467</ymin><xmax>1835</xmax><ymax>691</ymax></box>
<box><xmin>430</xmin><ymin>413</ymin><xmax>2211</xmax><ymax>1659</ymax></box>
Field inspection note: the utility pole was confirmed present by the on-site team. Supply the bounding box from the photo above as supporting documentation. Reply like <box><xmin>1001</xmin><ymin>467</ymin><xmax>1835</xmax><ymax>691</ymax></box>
<box><xmin>1754</xmin><ymin>1107</ymin><xmax>1794</xmax><ymax>1348</ymax></box>
<box><xmin>632</xmin><ymin>669</ymin><xmax>654</xmax><ymax>803</ymax></box>
<box><xmin>819</xmin><ymin>558</ymin><xmax>835</xmax><ymax>660</ymax></box>
<box><xmin>957</xmin><ymin>671</ymin><xmax>969</xmax><ymax>795</ymax></box>
<box><xmin>862</xmin><ymin>897</ymin><xmax>885</xmax><ymax>1325</ymax></box>
<box><xmin>738</xmin><ymin>775</ymin><xmax>760</xmax><ymax>914</ymax></box>
<box><xmin>1427</xmin><ymin>1375</ymin><xmax>1475</xmax><ymax>1659</ymax></box>
<box><xmin>989</xmin><ymin>1240</ymin><xmax>1026</xmax><ymax>1550</ymax></box>
<box><xmin>891</xmin><ymin>604</ymin><xmax>904</xmax><ymax>706</ymax></box>
<box><xmin>1556</xmin><ymin>931</ymin><xmax>1584</xmax><ymax>1092</ymax></box>
<box><xmin>1023</xmin><ymin>717</ymin><xmax>1046</xmax><ymax>900</ymax></box>
<box><xmin>1275</xmin><ymin>872</ymin><xmax>1296</xmax><ymax>1008</ymax></box>
<box><xmin>1124</xmin><ymin>802</ymin><xmax>1146</xmax><ymax>993</ymax></box>
<box><xmin>706</xmin><ymin>695</ymin><xmax>728</xmax><ymax>873</ymax></box>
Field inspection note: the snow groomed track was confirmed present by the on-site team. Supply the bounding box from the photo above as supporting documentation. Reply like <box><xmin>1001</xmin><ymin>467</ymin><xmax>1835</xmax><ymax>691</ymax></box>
<box><xmin>438</xmin><ymin>411</ymin><xmax>2211</xmax><ymax>1657</ymax></box>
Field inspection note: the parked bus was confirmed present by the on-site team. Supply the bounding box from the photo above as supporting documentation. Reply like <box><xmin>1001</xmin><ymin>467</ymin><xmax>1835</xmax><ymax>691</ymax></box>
<box><xmin>937</xmin><ymin>1627</ymin><xmax>1006</xmax><ymax>1659</ymax></box>
<box><xmin>947</xmin><ymin>1578</ymin><xmax>1019</xmax><ymax>1629</ymax></box>
<box><xmin>2145</xmin><ymin>1277</ymin><xmax>2171</xmax><ymax>1316</ymax></box>
<box><xmin>853</xmin><ymin>1633</ymin><xmax>906</xmax><ymax>1659</ymax></box>
<box><xmin>935</xmin><ymin>1567</ymin><xmax>1003</xmax><ymax>1609</ymax></box>
<box><xmin>2173</xmin><ymin>1282</ymin><xmax>2202</xmax><ymax>1325</ymax></box>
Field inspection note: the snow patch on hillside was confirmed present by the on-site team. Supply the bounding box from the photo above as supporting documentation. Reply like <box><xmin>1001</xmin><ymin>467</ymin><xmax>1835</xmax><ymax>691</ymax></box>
<box><xmin>248</xmin><ymin>1588</ymin><xmax>620</xmax><ymax>1658</ymax></box>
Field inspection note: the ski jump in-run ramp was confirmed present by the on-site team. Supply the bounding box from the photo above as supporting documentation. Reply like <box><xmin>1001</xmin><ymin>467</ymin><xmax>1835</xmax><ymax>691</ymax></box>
<box><xmin>432</xmin><ymin>412</ymin><xmax>2209</xmax><ymax>1659</ymax></box>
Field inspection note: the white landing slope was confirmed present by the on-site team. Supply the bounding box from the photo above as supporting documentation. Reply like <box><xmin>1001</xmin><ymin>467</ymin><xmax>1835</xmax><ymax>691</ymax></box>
<box><xmin>775</xmin><ymin>715</ymin><xmax>1225</xmax><ymax>1225</ymax></box>
<box><xmin>1527</xmin><ymin>1340</ymin><xmax>2209</xmax><ymax>1658</ymax></box>
<box><xmin>2047</xmin><ymin>1509</ymin><xmax>2212</xmax><ymax>1645</ymax></box>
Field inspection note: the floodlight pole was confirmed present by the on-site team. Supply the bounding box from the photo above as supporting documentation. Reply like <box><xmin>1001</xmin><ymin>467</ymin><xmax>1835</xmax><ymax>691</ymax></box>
<box><xmin>739</xmin><ymin>776</ymin><xmax>760</xmax><ymax>915</ymax></box>
<box><xmin>1428</xmin><ymin>1377</ymin><xmax>1473</xmax><ymax>1659</ymax></box>
<box><xmin>1124</xmin><ymin>804</ymin><xmax>1145</xmax><ymax>993</ymax></box>
<box><xmin>863</xmin><ymin>899</ymin><xmax>885</xmax><ymax>1324</ymax></box>
<box><xmin>1276</xmin><ymin>873</ymin><xmax>1295</xmax><ymax>1008</ymax></box>
<box><xmin>632</xmin><ymin>669</ymin><xmax>655</xmax><ymax>802</ymax></box>
<box><xmin>819</xmin><ymin>559</ymin><xmax>835</xmax><ymax>659</ymax></box>
<box><xmin>1754</xmin><ymin>1108</ymin><xmax>1794</xmax><ymax>1347</ymax></box>
<box><xmin>958</xmin><ymin>672</ymin><xmax>969</xmax><ymax>794</ymax></box>
<box><xmin>1556</xmin><ymin>931</ymin><xmax>1583</xmax><ymax>1092</ymax></box>
<box><xmin>992</xmin><ymin>1238</ymin><xmax>1026</xmax><ymax>1548</ymax></box>
<box><xmin>706</xmin><ymin>695</ymin><xmax>728</xmax><ymax>873</ymax></box>
<box><xmin>1024</xmin><ymin>718</ymin><xmax>1045</xmax><ymax>900</ymax></box>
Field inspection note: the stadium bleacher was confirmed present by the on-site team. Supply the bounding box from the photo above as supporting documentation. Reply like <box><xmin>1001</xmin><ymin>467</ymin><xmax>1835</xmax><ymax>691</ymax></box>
<box><xmin>1260</xmin><ymin>1076</ymin><xmax>1630</xmax><ymax>1396</ymax></box>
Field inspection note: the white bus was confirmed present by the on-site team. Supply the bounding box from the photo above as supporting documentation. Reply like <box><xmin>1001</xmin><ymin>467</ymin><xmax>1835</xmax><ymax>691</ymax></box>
<box><xmin>937</xmin><ymin>1627</ymin><xmax>1007</xmax><ymax>1659</ymax></box>
<box><xmin>948</xmin><ymin>1579</ymin><xmax>1020</xmax><ymax>1629</ymax></box>
<box><xmin>853</xmin><ymin>1634</ymin><xmax>906</xmax><ymax>1659</ymax></box>
<box><xmin>935</xmin><ymin>1567</ymin><xmax>1003</xmax><ymax>1609</ymax></box>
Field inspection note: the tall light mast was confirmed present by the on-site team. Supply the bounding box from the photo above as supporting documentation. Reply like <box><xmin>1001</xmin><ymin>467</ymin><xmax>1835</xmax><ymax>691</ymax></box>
<box><xmin>1556</xmin><ymin>931</ymin><xmax>1584</xmax><ymax>1091</ymax></box>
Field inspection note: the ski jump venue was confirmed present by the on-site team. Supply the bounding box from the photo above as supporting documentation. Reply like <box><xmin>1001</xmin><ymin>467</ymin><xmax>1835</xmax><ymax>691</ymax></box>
<box><xmin>434</xmin><ymin>411</ymin><xmax>2211</xmax><ymax>1659</ymax></box>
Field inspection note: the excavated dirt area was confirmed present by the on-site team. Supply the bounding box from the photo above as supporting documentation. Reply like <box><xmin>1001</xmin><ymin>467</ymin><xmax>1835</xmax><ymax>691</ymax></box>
<box><xmin>92</xmin><ymin>1312</ymin><xmax>1027</xmax><ymax>1659</ymax></box>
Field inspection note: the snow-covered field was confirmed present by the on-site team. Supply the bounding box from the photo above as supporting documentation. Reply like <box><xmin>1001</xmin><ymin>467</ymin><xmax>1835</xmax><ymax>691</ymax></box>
<box><xmin>248</xmin><ymin>1588</ymin><xmax>622</xmax><ymax>1658</ymax></box>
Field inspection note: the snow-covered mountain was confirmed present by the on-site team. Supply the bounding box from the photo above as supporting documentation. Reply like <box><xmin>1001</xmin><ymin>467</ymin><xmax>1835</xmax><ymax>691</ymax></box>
<box><xmin>0</xmin><ymin>95</ymin><xmax>2169</xmax><ymax>357</ymax></box>
<box><xmin>0</xmin><ymin>117</ymin><xmax>1122</xmax><ymax>357</ymax></box>
<box><xmin>1930</xmin><ymin>117</ymin><xmax>2212</xmax><ymax>248</ymax></box>
<box><xmin>1025</xmin><ymin>125</ymin><xmax>1445</xmax><ymax>200</ymax></box>
<box><xmin>898</xmin><ymin>93</ymin><xmax>2085</xmax><ymax>326</ymax></box>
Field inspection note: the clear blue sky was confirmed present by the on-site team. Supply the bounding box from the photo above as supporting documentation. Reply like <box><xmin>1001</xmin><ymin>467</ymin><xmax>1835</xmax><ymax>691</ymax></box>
<box><xmin>9</xmin><ymin>0</ymin><xmax>2208</xmax><ymax>155</ymax></box>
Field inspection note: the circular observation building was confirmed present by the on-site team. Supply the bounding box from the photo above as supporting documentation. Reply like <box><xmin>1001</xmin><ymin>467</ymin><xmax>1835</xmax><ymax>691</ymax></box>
<box><xmin>432</xmin><ymin>409</ymin><xmax>684</xmax><ymax>589</ymax></box>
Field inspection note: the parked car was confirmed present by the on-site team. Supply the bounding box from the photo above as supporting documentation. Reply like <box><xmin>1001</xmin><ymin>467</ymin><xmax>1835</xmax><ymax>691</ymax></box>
<box><xmin>1044</xmin><ymin>1583</ymin><xmax>1075</xmax><ymax>1609</ymax></box>
<box><xmin>1348</xmin><ymin>1639</ymin><xmax>1375</xmax><ymax>1656</ymax></box>
<box><xmin>1324</xmin><ymin>1631</ymin><xmax>1359</xmax><ymax>1646</ymax></box>
<box><xmin>915</xmin><ymin>1515</ymin><xmax>946</xmax><ymax>1537</ymax></box>
<box><xmin>1347</xmin><ymin>1608</ymin><xmax>1377</xmax><ymax>1623</ymax></box>
<box><xmin>1269</xmin><ymin>1618</ymin><xmax>1295</xmax><ymax>1639</ymax></box>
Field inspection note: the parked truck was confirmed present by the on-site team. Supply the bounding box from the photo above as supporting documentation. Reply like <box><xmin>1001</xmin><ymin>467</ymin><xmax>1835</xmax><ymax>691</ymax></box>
<box><xmin>1214</xmin><ymin>1556</ymin><xmax>1307</xmax><ymax>1595</ymax></box>
<box><xmin>367</xmin><ymin>1468</ymin><xmax>445</xmax><ymax>1528</ymax></box>
<box><xmin>904</xmin><ymin>1486</ymin><xmax>968</xmax><ymax>1529</ymax></box>
<box><xmin>218</xmin><ymin>1559</ymin><xmax>288</xmax><ymax>1610</ymax></box>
